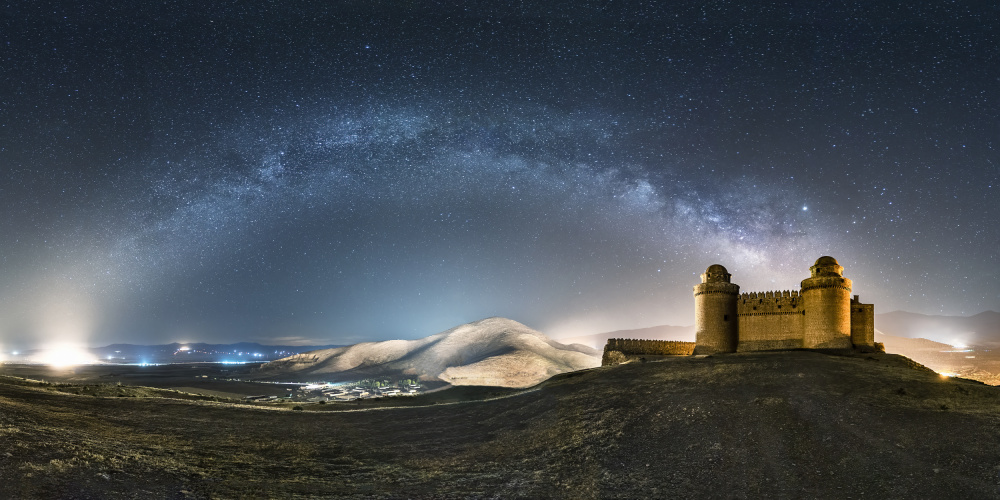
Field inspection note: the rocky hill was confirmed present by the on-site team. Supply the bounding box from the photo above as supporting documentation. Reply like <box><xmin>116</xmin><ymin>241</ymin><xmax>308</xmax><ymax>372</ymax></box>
<box><xmin>254</xmin><ymin>317</ymin><xmax>601</xmax><ymax>387</ymax></box>
<box><xmin>3</xmin><ymin>350</ymin><xmax>1000</xmax><ymax>498</ymax></box>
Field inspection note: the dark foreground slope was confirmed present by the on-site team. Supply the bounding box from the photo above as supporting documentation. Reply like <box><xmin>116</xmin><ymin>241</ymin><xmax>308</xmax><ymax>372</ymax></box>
<box><xmin>2</xmin><ymin>351</ymin><xmax>1000</xmax><ymax>499</ymax></box>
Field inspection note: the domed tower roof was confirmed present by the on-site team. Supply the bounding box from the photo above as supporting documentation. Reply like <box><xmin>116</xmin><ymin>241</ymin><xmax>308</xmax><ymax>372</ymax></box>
<box><xmin>701</xmin><ymin>264</ymin><xmax>732</xmax><ymax>283</ymax></box>
<box><xmin>809</xmin><ymin>256</ymin><xmax>844</xmax><ymax>277</ymax></box>
<box><xmin>815</xmin><ymin>256</ymin><xmax>839</xmax><ymax>266</ymax></box>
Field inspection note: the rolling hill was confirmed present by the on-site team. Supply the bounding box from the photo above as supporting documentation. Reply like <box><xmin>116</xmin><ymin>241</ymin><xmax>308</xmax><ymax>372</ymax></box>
<box><xmin>3</xmin><ymin>350</ymin><xmax>1000</xmax><ymax>498</ymax></box>
<box><xmin>253</xmin><ymin>317</ymin><xmax>601</xmax><ymax>387</ymax></box>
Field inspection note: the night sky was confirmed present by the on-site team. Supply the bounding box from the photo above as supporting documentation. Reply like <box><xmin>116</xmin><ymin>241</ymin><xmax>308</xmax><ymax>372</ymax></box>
<box><xmin>1</xmin><ymin>1</ymin><xmax>997</xmax><ymax>348</ymax></box>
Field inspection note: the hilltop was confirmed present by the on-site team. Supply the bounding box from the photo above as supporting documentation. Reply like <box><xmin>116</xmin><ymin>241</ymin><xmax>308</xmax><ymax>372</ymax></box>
<box><xmin>2</xmin><ymin>350</ymin><xmax>1000</xmax><ymax>498</ymax></box>
<box><xmin>253</xmin><ymin>317</ymin><xmax>601</xmax><ymax>387</ymax></box>
<box><xmin>566</xmin><ymin>311</ymin><xmax>1000</xmax><ymax>385</ymax></box>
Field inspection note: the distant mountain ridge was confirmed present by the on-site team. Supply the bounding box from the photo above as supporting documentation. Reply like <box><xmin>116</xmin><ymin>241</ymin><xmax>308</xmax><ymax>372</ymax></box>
<box><xmin>875</xmin><ymin>310</ymin><xmax>1000</xmax><ymax>347</ymax></box>
<box><xmin>255</xmin><ymin>317</ymin><xmax>601</xmax><ymax>388</ymax></box>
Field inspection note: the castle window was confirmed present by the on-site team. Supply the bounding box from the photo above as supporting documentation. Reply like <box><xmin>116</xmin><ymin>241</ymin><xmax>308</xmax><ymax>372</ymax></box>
<box><xmin>724</xmin><ymin>314</ymin><xmax>729</xmax><ymax>321</ymax></box>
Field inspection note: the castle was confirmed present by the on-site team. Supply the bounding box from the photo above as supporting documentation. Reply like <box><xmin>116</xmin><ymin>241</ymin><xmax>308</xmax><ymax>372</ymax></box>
<box><xmin>602</xmin><ymin>256</ymin><xmax>875</xmax><ymax>365</ymax></box>
<box><xmin>694</xmin><ymin>256</ymin><xmax>874</xmax><ymax>353</ymax></box>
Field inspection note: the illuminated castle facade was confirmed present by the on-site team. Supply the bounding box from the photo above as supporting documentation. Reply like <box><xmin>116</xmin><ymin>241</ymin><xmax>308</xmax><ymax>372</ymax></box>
<box><xmin>693</xmin><ymin>256</ymin><xmax>875</xmax><ymax>354</ymax></box>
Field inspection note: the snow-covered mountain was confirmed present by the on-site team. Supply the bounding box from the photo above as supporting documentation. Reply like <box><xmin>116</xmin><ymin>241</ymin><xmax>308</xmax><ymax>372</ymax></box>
<box><xmin>255</xmin><ymin>317</ymin><xmax>601</xmax><ymax>388</ymax></box>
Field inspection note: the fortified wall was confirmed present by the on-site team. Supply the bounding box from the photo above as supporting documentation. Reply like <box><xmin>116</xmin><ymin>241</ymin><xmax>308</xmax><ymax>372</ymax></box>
<box><xmin>736</xmin><ymin>291</ymin><xmax>806</xmax><ymax>351</ymax></box>
<box><xmin>602</xmin><ymin>339</ymin><xmax>695</xmax><ymax>365</ymax></box>
<box><xmin>602</xmin><ymin>256</ymin><xmax>877</xmax><ymax>366</ymax></box>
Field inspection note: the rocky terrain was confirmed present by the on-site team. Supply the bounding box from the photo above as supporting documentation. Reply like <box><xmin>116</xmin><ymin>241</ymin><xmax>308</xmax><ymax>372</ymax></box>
<box><xmin>2</xmin><ymin>350</ymin><xmax>1000</xmax><ymax>498</ymax></box>
<box><xmin>253</xmin><ymin>317</ymin><xmax>601</xmax><ymax>388</ymax></box>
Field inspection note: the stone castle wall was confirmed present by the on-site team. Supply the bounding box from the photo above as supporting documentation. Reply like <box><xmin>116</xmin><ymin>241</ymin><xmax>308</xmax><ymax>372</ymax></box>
<box><xmin>850</xmin><ymin>301</ymin><xmax>875</xmax><ymax>347</ymax></box>
<box><xmin>732</xmin><ymin>288</ymin><xmax>873</xmax><ymax>351</ymax></box>
<box><xmin>693</xmin><ymin>282</ymin><xmax>740</xmax><ymax>354</ymax></box>
<box><xmin>604</xmin><ymin>338</ymin><xmax>697</xmax><ymax>356</ymax></box>
<box><xmin>801</xmin><ymin>277</ymin><xmax>853</xmax><ymax>348</ymax></box>
<box><xmin>602</xmin><ymin>339</ymin><xmax>696</xmax><ymax>366</ymax></box>
<box><xmin>736</xmin><ymin>291</ymin><xmax>806</xmax><ymax>351</ymax></box>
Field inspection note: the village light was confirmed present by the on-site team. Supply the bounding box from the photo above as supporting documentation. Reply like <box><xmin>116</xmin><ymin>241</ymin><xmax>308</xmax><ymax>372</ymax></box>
<box><xmin>31</xmin><ymin>343</ymin><xmax>98</xmax><ymax>368</ymax></box>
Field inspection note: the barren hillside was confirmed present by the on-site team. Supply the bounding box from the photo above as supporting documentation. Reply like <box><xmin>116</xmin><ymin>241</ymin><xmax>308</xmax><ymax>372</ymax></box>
<box><xmin>3</xmin><ymin>350</ymin><xmax>1000</xmax><ymax>498</ymax></box>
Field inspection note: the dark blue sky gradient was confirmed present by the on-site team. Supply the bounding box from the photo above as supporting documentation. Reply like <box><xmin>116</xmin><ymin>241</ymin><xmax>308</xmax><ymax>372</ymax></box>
<box><xmin>1</xmin><ymin>1</ymin><xmax>996</xmax><ymax>347</ymax></box>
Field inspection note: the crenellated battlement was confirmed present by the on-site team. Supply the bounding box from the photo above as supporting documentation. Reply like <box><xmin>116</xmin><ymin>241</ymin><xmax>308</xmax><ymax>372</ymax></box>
<box><xmin>739</xmin><ymin>290</ymin><xmax>801</xmax><ymax>300</ymax></box>
<box><xmin>737</xmin><ymin>290</ymin><xmax>803</xmax><ymax>315</ymax></box>
<box><xmin>601</xmin><ymin>338</ymin><xmax>696</xmax><ymax>366</ymax></box>
<box><xmin>604</xmin><ymin>338</ymin><xmax>696</xmax><ymax>356</ymax></box>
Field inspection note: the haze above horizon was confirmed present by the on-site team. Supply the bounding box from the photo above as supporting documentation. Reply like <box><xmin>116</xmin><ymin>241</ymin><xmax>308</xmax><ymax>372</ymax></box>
<box><xmin>1</xmin><ymin>2</ymin><xmax>996</xmax><ymax>349</ymax></box>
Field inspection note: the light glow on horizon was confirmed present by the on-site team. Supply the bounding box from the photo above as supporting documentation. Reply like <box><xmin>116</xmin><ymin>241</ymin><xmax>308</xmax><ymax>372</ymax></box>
<box><xmin>30</xmin><ymin>343</ymin><xmax>99</xmax><ymax>368</ymax></box>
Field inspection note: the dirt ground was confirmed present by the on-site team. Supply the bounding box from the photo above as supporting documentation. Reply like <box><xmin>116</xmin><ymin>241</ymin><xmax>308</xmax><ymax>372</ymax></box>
<box><xmin>2</xmin><ymin>351</ymin><xmax>1000</xmax><ymax>499</ymax></box>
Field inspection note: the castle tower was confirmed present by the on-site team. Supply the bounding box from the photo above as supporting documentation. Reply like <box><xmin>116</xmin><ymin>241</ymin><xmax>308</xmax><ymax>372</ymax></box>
<box><xmin>850</xmin><ymin>295</ymin><xmax>875</xmax><ymax>347</ymax></box>
<box><xmin>800</xmin><ymin>256</ymin><xmax>853</xmax><ymax>349</ymax></box>
<box><xmin>693</xmin><ymin>264</ymin><xmax>740</xmax><ymax>354</ymax></box>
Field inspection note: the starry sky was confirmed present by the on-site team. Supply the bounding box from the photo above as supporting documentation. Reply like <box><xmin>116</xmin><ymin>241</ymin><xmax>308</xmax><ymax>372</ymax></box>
<box><xmin>1</xmin><ymin>1</ymin><xmax>997</xmax><ymax>348</ymax></box>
